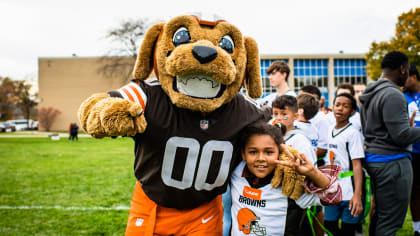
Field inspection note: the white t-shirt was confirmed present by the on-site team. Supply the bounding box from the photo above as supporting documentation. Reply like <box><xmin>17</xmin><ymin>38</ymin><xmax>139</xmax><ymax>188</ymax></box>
<box><xmin>294</xmin><ymin>120</ymin><xmax>319</xmax><ymax>154</ymax></box>
<box><xmin>284</xmin><ymin>128</ymin><xmax>317</xmax><ymax>165</ymax></box>
<box><xmin>349</xmin><ymin>112</ymin><xmax>361</xmax><ymax>133</ymax></box>
<box><xmin>326</xmin><ymin>112</ymin><xmax>362</xmax><ymax>134</ymax></box>
<box><xmin>325</xmin><ymin>123</ymin><xmax>364</xmax><ymax>201</ymax></box>
<box><xmin>325</xmin><ymin>112</ymin><xmax>334</xmax><ymax>126</ymax></box>
<box><xmin>310</xmin><ymin>111</ymin><xmax>330</xmax><ymax>150</ymax></box>
<box><xmin>256</xmin><ymin>90</ymin><xmax>297</xmax><ymax>107</ymax></box>
<box><xmin>230</xmin><ymin>161</ymin><xmax>319</xmax><ymax>236</ymax></box>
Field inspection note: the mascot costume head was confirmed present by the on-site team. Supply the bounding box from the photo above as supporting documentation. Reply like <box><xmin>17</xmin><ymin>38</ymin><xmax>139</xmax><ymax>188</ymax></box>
<box><xmin>78</xmin><ymin>15</ymin><xmax>309</xmax><ymax>235</ymax></box>
<box><xmin>133</xmin><ymin>14</ymin><xmax>262</xmax><ymax>112</ymax></box>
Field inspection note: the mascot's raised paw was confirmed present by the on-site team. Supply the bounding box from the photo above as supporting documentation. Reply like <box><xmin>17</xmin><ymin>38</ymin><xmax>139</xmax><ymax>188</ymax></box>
<box><xmin>78</xmin><ymin>92</ymin><xmax>146</xmax><ymax>138</ymax></box>
<box><xmin>98</xmin><ymin>97</ymin><xmax>145</xmax><ymax>137</ymax></box>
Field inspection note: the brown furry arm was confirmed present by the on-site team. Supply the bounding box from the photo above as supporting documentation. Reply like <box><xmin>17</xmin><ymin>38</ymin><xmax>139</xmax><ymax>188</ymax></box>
<box><xmin>78</xmin><ymin>93</ymin><xmax>147</xmax><ymax>138</ymax></box>
<box><xmin>78</xmin><ymin>93</ymin><xmax>110</xmax><ymax>138</ymax></box>
<box><xmin>271</xmin><ymin>147</ymin><xmax>305</xmax><ymax>200</ymax></box>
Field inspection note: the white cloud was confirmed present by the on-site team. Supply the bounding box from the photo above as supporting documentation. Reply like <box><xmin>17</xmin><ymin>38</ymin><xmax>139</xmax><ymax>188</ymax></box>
<box><xmin>0</xmin><ymin>0</ymin><xmax>417</xmax><ymax>81</ymax></box>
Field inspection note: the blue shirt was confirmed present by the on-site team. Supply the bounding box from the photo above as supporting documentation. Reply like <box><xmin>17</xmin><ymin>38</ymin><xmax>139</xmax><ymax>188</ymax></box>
<box><xmin>365</xmin><ymin>152</ymin><xmax>411</xmax><ymax>163</ymax></box>
<box><xmin>404</xmin><ymin>92</ymin><xmax>420</xmax><ymax>153</ymax></box>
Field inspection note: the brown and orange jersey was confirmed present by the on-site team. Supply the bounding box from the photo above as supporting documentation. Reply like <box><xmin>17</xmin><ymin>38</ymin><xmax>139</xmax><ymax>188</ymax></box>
<box><xmin>110</xmin><ymin>78</ymin><xmax>267</xmax><ymax>209</ymax></box>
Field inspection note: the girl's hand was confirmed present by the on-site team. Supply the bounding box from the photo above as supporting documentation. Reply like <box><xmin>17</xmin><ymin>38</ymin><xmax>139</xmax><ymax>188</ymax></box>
<box><xmin>276</xmin><ymin>144</ymin><xmax>330</xmax><ymax>188</ymax></box>
<box><xmin>349</xmin><ymin>195</ymin><xmax>363</xmax><ymax>216</ymax></box>
<box><xmin>275</xmin><ymin>144</ymin><xmax>316</xmax><ymax>176</ymax></box>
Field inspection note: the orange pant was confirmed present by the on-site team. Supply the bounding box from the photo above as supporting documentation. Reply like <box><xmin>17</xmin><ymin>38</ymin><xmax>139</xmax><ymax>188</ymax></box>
<box><xmin>125</xmin><ymin>182</ymin><xmax>223</xmax><ymax>236</ymax></box>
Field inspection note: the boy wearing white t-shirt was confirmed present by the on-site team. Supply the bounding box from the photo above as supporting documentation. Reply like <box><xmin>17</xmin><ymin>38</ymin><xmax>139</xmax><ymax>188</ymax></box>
<box><xmin>256</xmin><ymin>60</ymin><xmax>296</xmax><ymax>107</ymax></box>
<box><xmin>271</xmin><ymin>95</ymin><xmax>326</xmax><ymax>236</ymax></box>
<box><xmin>294</xmin><ymin>93</ymin><xmax>320</xmax><ymax>155</ymax></box>
<box><xmin>324</xmin><ymin>93</ymin><xmax>364</xmax><ymax>236</ymax></box>
<box><xmin>299</xmin><ymin>86</ymin><xmax>330</xmax><ymax>162</ymax></box>
<box><xmin>326</xmin><ymin>83</ymin><xmax>362</xmax><ymax>133</ymax></box>
<box><xmin>271</xmin><ymin>95</ymin><xmax>317</xmax><ymax>165</ymax></box>
<box><xmin>298</xmin><ymin>86</ymin><xmax>331</xmax><ymax>236</ymax></box>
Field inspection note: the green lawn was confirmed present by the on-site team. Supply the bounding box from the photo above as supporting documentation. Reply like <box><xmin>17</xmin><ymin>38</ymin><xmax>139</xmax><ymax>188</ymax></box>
<box><xmin>0</xmin><ymin>131</ymin><xmax>48</xmax><ymax>136</ymax></box>
<box><xmin>0</xmin><ymin>137</ymin><xmax>415</xmax><ymax>235</ymax></box>
<box><xmin>0</xmin><ymin>130</ymin><xmax>87</xmax><ymax>135</ymax></box>
<box><xmin>0</xmin><ymin>137</ymin><xmax>135</xmax><ymax>235</ymax></box>
<box><xmin>361</xmin><ymin>210</ymin><xmax>413</xmax><ymax>236</ymax></box>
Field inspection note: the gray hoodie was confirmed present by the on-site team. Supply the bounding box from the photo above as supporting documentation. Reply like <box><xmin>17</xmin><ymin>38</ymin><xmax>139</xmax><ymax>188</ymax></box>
<box><xmin>359</xmin><ymin>78</ymin><xmax>420</xmax><ymax>155</ymax></box>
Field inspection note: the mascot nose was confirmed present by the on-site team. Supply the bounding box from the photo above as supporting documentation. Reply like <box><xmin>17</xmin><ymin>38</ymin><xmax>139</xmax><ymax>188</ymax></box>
<box><xmin>192</xmin><ymin>45</ymin><xmax>218</xmax><ymax>64</ymax></box>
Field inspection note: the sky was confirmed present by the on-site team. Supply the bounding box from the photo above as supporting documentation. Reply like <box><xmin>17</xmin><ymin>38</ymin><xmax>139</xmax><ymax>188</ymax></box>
<box><xmin>0</xmin><ymin>0</ymin><xmax>418</xmax><ymax>83</ymax></box>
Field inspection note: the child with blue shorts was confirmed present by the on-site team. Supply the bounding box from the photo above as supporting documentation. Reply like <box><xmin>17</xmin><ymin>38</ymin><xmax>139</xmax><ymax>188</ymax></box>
<box><xmin>324</xmin><ymin>93</ymin><xmax>364</xmax><ymax>236</ymax></box>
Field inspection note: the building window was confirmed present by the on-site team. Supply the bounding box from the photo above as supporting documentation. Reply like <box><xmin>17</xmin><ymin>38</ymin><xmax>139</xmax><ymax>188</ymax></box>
<box><xmin>294</xmin><ymin>59</ymin><xmax>329</xmax><ymax>102</ymax></box>
<box><xmin>334</xmin><ymin>59</ymin><xmax>367</xmax><ymax>86</ymax></box>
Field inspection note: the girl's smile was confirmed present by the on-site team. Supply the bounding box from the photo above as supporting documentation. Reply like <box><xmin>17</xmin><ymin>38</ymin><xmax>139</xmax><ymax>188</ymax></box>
<box><xmin>242</xmin><ymin>134</ymin><xmax>280</xmax><ymax>179</ymax></box>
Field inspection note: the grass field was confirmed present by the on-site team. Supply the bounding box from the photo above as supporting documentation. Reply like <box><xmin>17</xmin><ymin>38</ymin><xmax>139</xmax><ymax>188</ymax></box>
<box><xmin>0</xmin><ymin>137</ymin><xmax>135</xmax><ymax>235</ymax></box>
<box><xmin>0</xmin><ymin>137</ymin><xmax>415</xmax><ymax>235</ymax></box>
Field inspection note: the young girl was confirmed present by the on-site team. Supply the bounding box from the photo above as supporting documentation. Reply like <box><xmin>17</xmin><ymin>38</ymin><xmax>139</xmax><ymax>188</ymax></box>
<box><xmin>324</xmin><ymin>93</ymin><xmax>364</xmax><ymax>236</ymax></box>
<box><xmin>230</xmin><ymin>121</ymin><xmax>341</xmax><ymax>235</ymax></box>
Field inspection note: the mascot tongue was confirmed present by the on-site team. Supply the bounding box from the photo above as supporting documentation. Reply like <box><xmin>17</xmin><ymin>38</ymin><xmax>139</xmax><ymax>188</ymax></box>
<box><xmin>176</xmin><ymin>75</ymin><xmax>221</xmax><ymax>98</ymax></box>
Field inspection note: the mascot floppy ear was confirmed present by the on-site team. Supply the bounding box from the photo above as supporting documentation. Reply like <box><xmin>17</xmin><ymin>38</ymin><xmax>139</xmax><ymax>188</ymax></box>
<box><xmin>244</xmin><ymin>36</ymin><xmax>262</xmax><ymax>99</ymax></box>
<box><xmin>132</xmin><ymin>22</ymin><xmax>165</xmax><ymax>80</ymax></box>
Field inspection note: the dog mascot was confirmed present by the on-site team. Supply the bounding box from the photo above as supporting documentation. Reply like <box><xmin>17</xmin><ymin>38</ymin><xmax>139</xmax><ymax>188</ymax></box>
<box><xmin>78</xmin><ymin>15</ymin><xmax>310</xmax><ymax>235</ymax></box>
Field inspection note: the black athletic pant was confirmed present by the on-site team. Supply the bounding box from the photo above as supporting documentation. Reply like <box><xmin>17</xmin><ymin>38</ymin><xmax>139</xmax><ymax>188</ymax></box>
<box><xmin>366</xmin><ymin>157</ymin><xmax>413</xmax><ymax>236</ymax></box>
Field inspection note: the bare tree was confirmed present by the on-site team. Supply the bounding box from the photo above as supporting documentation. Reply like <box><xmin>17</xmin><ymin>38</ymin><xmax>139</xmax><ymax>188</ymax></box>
<box><xmin>97</xmin><ymin>18</ymin><xmax>150</xmax><ymax>83</ymax></box>
<box><xmin>39</xmin><ymin>107</ymin><xmax>61</xmax><ymax>131</ymax></box>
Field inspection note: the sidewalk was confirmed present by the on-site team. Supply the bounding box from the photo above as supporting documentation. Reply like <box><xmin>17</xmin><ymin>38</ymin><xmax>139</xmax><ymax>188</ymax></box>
<box><xmin>0</xmin><ymin>131</ymin><xmax>91</xmax><ymax>138</ymax></box>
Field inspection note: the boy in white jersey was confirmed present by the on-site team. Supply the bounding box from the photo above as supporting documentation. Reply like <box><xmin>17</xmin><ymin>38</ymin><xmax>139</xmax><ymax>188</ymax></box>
<box><xmin>295</xmin><ymin>89</ymin><xmax>328</xmax><ymax>236</ymax></box>
<box><xmin>294</xmin><ymin>93</ymin><xmax>320</xmax><ymax>155</ymax></box>
<box><xmin>326</xmin><ymin>83</ymin><xmax>362</xmax><ymax>133</ymax></box>
<box><xmin>324</xmin><ymin>93</ymin><xmax>364</xmax><ymax>236</ymax></box>
<box><xmin>271</xmin><ymin>95</ymin><xmax>317</xmax><ymax>165</ymax></box>
<box><xmin>230</xmin><ymin>121</ymin><xmax>341</xmax><ymax>235</ymax></box>
<box><xmin>271</xmin><ymin>95</ymin><xmax>324</xmax><ymax>236</ymax></box>
<box><xmin>299</xmin><ymin>85</ymin><xmax>329</xmax><ymax>163</ymax></box>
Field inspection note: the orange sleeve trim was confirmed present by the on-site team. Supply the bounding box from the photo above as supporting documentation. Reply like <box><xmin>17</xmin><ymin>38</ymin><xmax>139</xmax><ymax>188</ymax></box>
<box><xmin>121</xmin><ymin>88</ymin><xmax>135</xmax><ymax>103</ymax></box>
<box><xmin>128</xmin><ymin>84</ymin><xmax>146</xmax><ymax>111</ymax></box>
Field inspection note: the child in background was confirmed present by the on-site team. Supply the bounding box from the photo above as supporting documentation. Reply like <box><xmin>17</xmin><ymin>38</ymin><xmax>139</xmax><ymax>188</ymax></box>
<box><xmin>230</xmin><ymin>121</ymin><xmax>341</xmax><ymax>235</ymax></box>
<box><xmin>298</xmin><ymin>87</ymin><xmax>330</xmax><ymax>236</ymax></box>
<box><xmin>271</xmin><ymin>95</ymin><xmax>317</xmax><ymax>166</ymax></box>
<box><xmin>256</xmin><ymin>60</ymin><xmax>296</xmax><ymax>107</ymax></box>
<box><xmin>299</xmin><ymin>85</ymin><xmax>329</xmax><ymax>163</ymax></box>
<box><xmin>353</xmin><ymin>83</ymin><xmax>366</xmax><ymax>109</ymax></box>
<box><xmin>295</xmin><ymin>93</ymin><xmax>320</xmax><ymax>155</ymax></box>
<box><xmin>324</xmin><ymin>93</ymin><xmax>364</xmax><ymax>236</ymax></box>
<box><xmin>272</xmin><ymin>95</ymin><xmax>323</xmax><ymax>236</ymax></box>
<box><xmin>326</xmin><ymin>83</ymin><xmax>362</xmax><ymax>133</ymax></box>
